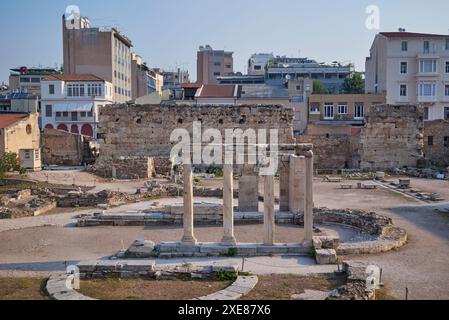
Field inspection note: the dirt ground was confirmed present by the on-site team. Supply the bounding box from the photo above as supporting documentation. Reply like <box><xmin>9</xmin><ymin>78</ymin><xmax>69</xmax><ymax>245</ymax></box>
<box><xmin>0</xmin><ymin>277</ymin><xmax>48</xmax><ymax>300</ymax></box>
<box><xmin>78</xmin><ymin>279</ymin><xmax>231</xmax><ymax>300</ymax></box>
<box><xmin>241</xmin><ymin>274</ymin><xmax>345</xmax><ymax>300</ymax></box>
<box><xmin>1</xmin><ymin>173</ymin><xmax>448</xmax><ymax>300</ymax></box>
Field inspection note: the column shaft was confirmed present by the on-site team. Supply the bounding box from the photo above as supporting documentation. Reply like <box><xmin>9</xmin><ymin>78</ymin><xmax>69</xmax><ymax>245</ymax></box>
<box><xmin>263</xmin><ymin>175</ymin><xmax>275</xmax><ymax>245</ymax></box>
<box><xmin>181</xmin><ymin>164</ymin><xmax>197</xmax><ymax>246</ymax></box>
<box><xmin>222</xmin><ymin>164</ymin><xmax>237</xmax><ymax>245</ymax></box>
<box><xmin>303</xmin><ymin>152</ymin><xmax>314</xmax><ymax>244</ymax></box>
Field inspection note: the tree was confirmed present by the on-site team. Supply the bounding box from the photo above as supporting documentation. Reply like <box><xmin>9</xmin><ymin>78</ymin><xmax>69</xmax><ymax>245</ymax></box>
<box><xmin>313</xmin><ymin>80</ymin><xmax>325</xmax><ymax>94</ymax></box>
<box><xmin>342</xmin><ymin>73</ymin><xmax>365</xmax><ymax>94</ymax></box>
<box><xmin>0</xmin><ymin>152</ymin><xmax>22</xmax><ymax>179</ymax></box>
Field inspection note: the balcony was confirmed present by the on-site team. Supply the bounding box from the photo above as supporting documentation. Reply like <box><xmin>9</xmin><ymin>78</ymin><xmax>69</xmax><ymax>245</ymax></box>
<box><xmin>417</xmin><ymin>96</ymin><xmax>437</xmax><ymax>103</ymax></box>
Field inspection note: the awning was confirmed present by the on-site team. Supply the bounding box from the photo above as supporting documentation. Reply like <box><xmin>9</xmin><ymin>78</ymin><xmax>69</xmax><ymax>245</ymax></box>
<box><xmin>53</xmin><ymin>103</ymin><xmax>93</xmax><ymax>112</ymax></box>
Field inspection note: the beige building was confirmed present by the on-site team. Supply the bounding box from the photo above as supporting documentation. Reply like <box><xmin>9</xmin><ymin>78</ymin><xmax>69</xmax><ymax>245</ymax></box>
<box><xmin>131</xmin><ymin>54</ymin><xmax>163</xmax><ymax>100</ymax></box>
<box><xmin>308</xmin><ymin>94</ymin><xmax>386</xmax><ymax>123</ymax></box>
<box><xmin>0</xmin><ymin>113</ymin><xmax>41</xmax><ymax>171</ymax></box>
<box><xmin>366</xmin><ymin>31</ymin><xmax>449</xmax><ymax>121</ymax></box>
<box><xmin>63</xmin><ymin>16</ymin><xmax>133</xmax><ymax>103</ymax></box>
<box><xmin>197</xmin><ymin>45</ymin><xmax>234</xmax><ymax>85</ymax></box>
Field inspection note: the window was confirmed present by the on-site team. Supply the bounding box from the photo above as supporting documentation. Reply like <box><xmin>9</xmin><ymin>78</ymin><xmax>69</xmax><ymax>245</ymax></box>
<box><xmin>446</xmin><ymin>39</ymin><xmax>449</xmax><ymax>50</ymax></box>
<box><xmin>444</xmin><ymin>137</ymin><xmax>449</xmax><ymax>148</ymax></box>
<box><xmin>26</xmin><ymin>124</ymin><xmax>32</xmax><ymax>135</ymax></box>
<box><xmin>45</xmin><ymin>105</ymin><xmax>52</xmax><ymax>117</ymax></box>
<box><xmin>49</xmin><ymin>84</ymin><xmax>55</xmax><ymax>95</ymax></box>
<box><xmin>400</xmin><ymin>62</ymin><xmax>408</xmax><ymax>74</ymax></box>
<box><xmin>24</xmin><ymin>150</ymin><xmax>31</xmax><ymax>160</ymax></box>
<box><xmin>324</xmin><ymin>103</ymin><xmax>334</xmax><ymax>119</ymax></box>
<box><xmin>213</xmin><ymin>72</ymin><xmax>221</xmax><ymax>76</ymax></box>
<box><xmin>355</xmin><ymin>103</ymin><xmax>364</xmax><ymax>119</ymax></box>
<box><xmin>419</xmin><ymin>60</ymin><xmax>437</xmax><ymax>73</ymax></box>
<box><xmin>67</xmin><ymin>84</ymin><xmax>85</xmax><ymax>97</ymax></box>
<box><xmin>446</xmin><ymin>62</ymin><xmax>449</xmax><ymax>73</ymax></box>
<box><xmin>63</xmin><ymin>112</ymin><xmax>69</xmax><ymax>117</ymax></box>
<box><xmin>87</xmin><ymin>111</ymin><xmax>93</xmax><ymax>117</ymax></box>
<box><xmin>400</xmin><ymin>84</ymin><xmax>407</xmax><ymax>97</ymax></box>
<box><xmin>214</xmin><ymin>62</ymin><xmax>221</xmax><ymax>66</ymax></box>
<box><xmin>445</xmin><ymin>107</ymin><xmax>449</xmax><ymax>120</ymax></box>
<box><xmin>225</xmin><ymin>64</ymin><xmax>232</xmax><ymax>69</ymax></box>
<box><xmin>338</xmin><ymin>104</ymin><xmax>348</xmax><ymax>114</ymax></box>
<box><xmin>428</xmin><ymin>136</ymin><xmax>434</xmax><ymax>146</ymax></box>
<box><xmin>424</xmin><ymin>41</ymin><xmax>430</xmax><ymax>53</ymax></box>
<box><xmin>445</xmin><ymin>85</ymin><xmax>449</xmax><ymax>97</ymax></box>
<box><xmin>87</xmin><ymin>84</ymin><xmax>102</xmax><ymax>96</ymax></box>
<box><xmin>80</xmin><ymin>112</ymin><xmax>86</xmax><ymax>118</ymax></box>
<box><xmin>418</xmin><ymin>83</ymin><xmax>436</xmax><ymax>97</ymax></box>
<box><xmin>254</xmin><ymin>65</ymin><xmax>262</xmax><ymax>70</ymax></box>
<box><xmin>20</xmin><ymin>77</ymin><xmax>31</xmax><ymax>83</ymax></box>
<box><xmin>401</xmin><ymin>41</ymin><xmax>408</xmax><ymax>51</ymax></box>
<box><xmin>71</xmin><ymin>112</ymin><xmax>78</xmax><ymax>121</ymax></box>
<box><xmin>55</xmin><ymin>112</ymin><xmax>62</xmax><ymax>117</ymax></box>
<box><xmin>310</xmin><ymin>103</ymin><xmax>320</xmax><ymax>113</ymax></box>
<box><xmin>34</xmin><ymin>149</ymin><xmax>40</xmax><ymax>161</ymax></box>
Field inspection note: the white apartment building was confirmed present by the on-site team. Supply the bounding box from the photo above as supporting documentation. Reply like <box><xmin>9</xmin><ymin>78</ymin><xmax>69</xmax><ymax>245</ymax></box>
<box><xmin>366</xmin><ymin>31</ymin><xmax>449</xmax><ymax>120</ymax></box>
<box><xmin>40</xmin><ymin>74</ymin><xmax>113</xmax><ymax>139</ymax></box>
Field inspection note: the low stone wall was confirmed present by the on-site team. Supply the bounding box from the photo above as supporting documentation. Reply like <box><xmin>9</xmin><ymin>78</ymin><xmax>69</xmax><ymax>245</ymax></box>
<box><xmin>91</xmin><ymin>157</ymin><xmax>154</xmax><ymax>180</ymax></box>
<box><xmin>47</xmin><ymin>261</ymin><xmax>257</xmax><ymax>301</ymax></box>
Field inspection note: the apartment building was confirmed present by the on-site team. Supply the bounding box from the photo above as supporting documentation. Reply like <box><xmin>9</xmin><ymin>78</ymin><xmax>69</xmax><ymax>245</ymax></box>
<box><xmin>158</xmin><ymin>69</ymin><xmax>190</xmax><ymax>90</ymax></box>
<box><xmin>308</xmin><ymin>94</ymin><xmax>386</xmax><ymax>124</ymax></box>
<box><xmin>0</xmin><ymin>93</ymin><xmax>39</xmax><ymax>113</ymax></box>
<box><xmin>197</xmin><ymin>45</ymin><xmax>234</xmax><ymax>85</ymax></box>
<box><xmin>131</xmin><ymin>54</ymin><xmax>163</xmax><ymax>100</ymax></box>
<box><xmin>40</xmin><ymin>74</ymin><xmax>113</xmax><ymax>139</ymax></box>
<box><xmin>248</xmin><ymin>53</ymin><xmax>274</xmax><ymax>75</ymax></box>
<box><xmin>365</xmin><ymin>31</ymin><xmax>449</xmax><ymax>120</ymax></box>
<box><xmin>62</xmin><ymin>15</ymin><xmax>133</xmax><ymax>103</ymax></box>
<box><xmin>266</xmin><ymin>57</ymin><xmax>352</xmax><ymax>94</ymax></box>
<box><xmin>9</xmin><ymin>67</ymin><xmax>62</xmax><ymax>97</ymax></box>
<box><xmin>0</xmin><ymin>113</ymin><xmax>41</xmax><ymax>171</ymax></box>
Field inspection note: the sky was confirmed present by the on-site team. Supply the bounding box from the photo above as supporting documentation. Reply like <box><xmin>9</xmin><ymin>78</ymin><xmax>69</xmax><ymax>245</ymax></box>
<box><xmin>1</xmin><ymin>0</ymin><xmax>449</xmax><ymax>84</ymax></box>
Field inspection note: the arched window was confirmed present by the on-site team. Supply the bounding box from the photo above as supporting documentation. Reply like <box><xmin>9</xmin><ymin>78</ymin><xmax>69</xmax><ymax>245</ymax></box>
<box><xmin>81</xmin><ymin>124</ymin><xmax>93</xmax><ymax>137</ymax></box>
<box><xmin>45</xmin><ymin>124</ymin><xmax>54</xmax><ymax>129</ymax></box>
<box><xmin>57</xmin><ymin>124</ymin><xmax>68</xmax><ymax>132</ymax></box>
<box><xmin>71</xmin><ymin>124</ymin><xmax>79</xmax><ymax>134</ymax></box>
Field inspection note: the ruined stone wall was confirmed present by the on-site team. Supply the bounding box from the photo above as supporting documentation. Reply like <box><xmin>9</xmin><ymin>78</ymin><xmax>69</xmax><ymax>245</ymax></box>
<box><xmin>297</xmin><ymin>125</ymin><xmax>362</xmax><ymax>169</ymax></box>
<box><xmin>42</xmin><ymin>129</ymin><xmax>92</xmax><ymax>166</ymax></box>
<box><xmin>95</xmin><ymin>104</ymin><xmax>295</xmax><ymax>178</ymax></box>
<box><xmin>298</xmin><ymin>105</ymin><xmax>423</xmax><ymax>170</ymax></box>
<box><xmin>423</xmin><ymin>120</ymin><xmax>449</xmax><ymax>167</ymax></box>
<box><xmin>359</xmin><ymin>105</ymin><xmax>424</xmax><ymax>170</ymax></box>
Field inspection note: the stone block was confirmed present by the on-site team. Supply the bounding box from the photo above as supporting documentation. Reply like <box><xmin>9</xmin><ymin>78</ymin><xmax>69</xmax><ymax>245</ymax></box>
<box><xmin>315</xmin><ymin>249</ymin><xmax>338</xmax><ymax>265</ymax></box>
<box><xmin>256</xmin><ymin>245</ymin><xmax>288</xmax><ymax>255</ymax></box>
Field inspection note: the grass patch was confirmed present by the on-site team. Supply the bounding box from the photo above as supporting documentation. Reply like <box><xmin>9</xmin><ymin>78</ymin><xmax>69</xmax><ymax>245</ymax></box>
<box><xmin>78</xmin><ymin>279</ymin><xmax>232</xmax><ymax>300</ymax></box>
<box><xmin>0</xmin><ymin>277</ymin><xmax>49</xmax><ymax>300</ymax></box>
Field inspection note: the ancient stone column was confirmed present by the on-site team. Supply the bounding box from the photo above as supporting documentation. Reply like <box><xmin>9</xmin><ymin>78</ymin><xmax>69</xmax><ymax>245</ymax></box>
<box><xmin>221</xmin><ymin>164</ymin><xmax>237</xmax><ymax>245</ymax></box>
<box><xmin>303</xmin><ymin>151</ymin><xmax>314</xmax><ymax>245</ymax></box>
<box><xmin>181</xmin><ymin>164</ymin><xmax>197</xmax><ymax>246</ymax></box>
<box><xmin>238</xmin><ymin>165</ymin><xmax>259</xmax><ymax>212</ymax></box>
<box><xmin>263</xmin><ymin>175</ymin><xmax>275</xmax><ymax>245</ymax></box>
<box><xmin>279</xmin><ymin>155</ymin><xmax>291</xmax><ymax>212</ymax></box>
<box><xmin>289</xmin><ymin>155</ymin><xmax>305</xmax><ymax>214</ymax></box>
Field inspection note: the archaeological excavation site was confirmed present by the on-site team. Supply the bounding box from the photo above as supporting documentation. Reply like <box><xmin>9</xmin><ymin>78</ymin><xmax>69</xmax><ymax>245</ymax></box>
<box><xmin>4</xmin><ymin>101</ymin><xmax>448</xmax><ymax>303</ymax></box>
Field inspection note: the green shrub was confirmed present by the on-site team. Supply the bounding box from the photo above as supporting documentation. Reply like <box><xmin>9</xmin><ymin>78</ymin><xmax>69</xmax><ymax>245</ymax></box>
<box><xmin>308</xmin><ymin>247</ymin><xmax>316</xmax><ymax>258</ymax></box>
<box><xmin>215</xmin><ymin>270</ymin><xmax>238</xmax><ymax>281</ymax></box>
<box><xmin>0</xmin><ymin>152</ymin><xmax>22</xmax><ymax>178</ymax></box>
<box><xmin>227</xmin><ymin>248</ymin><xmax>237</xmax><ymax>257</ymax></box>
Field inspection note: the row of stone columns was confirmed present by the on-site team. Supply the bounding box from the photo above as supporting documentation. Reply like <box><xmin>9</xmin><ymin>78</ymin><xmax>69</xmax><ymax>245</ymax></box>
<box><xmin>181</xmin><ymin>151</ymin><xmax>314</xmax><ymax>247</ymax></box>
